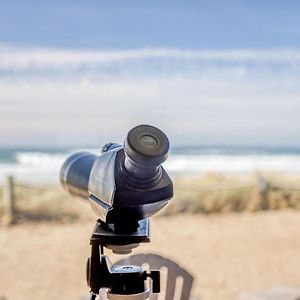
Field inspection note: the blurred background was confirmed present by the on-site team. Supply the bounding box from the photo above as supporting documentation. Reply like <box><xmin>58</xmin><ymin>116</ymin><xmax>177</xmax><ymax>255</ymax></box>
<box><xmin>0</xmin><ymin>1</ymin><xmax>300</xmax><ymax>300</ymax></box>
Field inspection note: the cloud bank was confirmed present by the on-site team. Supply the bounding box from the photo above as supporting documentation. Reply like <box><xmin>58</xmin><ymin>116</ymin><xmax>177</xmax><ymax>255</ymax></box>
<box><xmin>0</xmin><ymin>45</ymin><xmax>300</xmax><ymax>147</ymax></box>
<box><xmin>1</xmin><ymin>45</ymin><xmax>300</xmax><ymax>72</ymax></box>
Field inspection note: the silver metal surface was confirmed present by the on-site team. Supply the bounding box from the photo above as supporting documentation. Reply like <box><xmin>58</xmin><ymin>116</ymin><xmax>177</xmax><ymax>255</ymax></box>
<box><xmin>88</xmin><ymin>147</ymin><xmax>121</xmax><ymax>220</ymax></box>
<box><xmin>107</xmin><ymin>289</ymin><xmax>150</xmax><ymax>300</ymax></box>
<box><xmin>105</xmin><ymin>243</ymin><xmax>140</xmax><ymax>255</ymax></box>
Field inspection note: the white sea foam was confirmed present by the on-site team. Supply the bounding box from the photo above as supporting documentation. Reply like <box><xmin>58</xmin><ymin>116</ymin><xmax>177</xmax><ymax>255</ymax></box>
<box><xmin>15</xmin><ymin>152</ymin><xmax>66</xmax><ymax>167</ymax></box>
<box><xmin>1</xmin><ymin>151</ymin><xmax>300</xmax><ymax>184</ymax></box>
<box><xmin>165</xmin><ymin>154</ymin><xmax>300</xmax><ymax>173</ymax></box>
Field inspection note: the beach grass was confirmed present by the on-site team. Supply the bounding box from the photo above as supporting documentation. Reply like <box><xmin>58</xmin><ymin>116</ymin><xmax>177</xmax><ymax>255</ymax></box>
<box><xmin>164</xmin><ymin>173</ymin><xmax>300</xmax><ymax>215</ymax></box>
<box><xmin>1</xmin><ymin>173</ymin><xmax>300</xmax><ymax>223</ymax></box>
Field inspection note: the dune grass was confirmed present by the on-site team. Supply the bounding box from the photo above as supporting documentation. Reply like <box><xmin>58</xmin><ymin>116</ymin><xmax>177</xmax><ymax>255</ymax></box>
<box><xmin>160</xmin><ymin>173</ymin><xmax>300</xmax><ymax>215</ymax></box>
<box><xmin>1</xmin><ymin>173</ymin><xmax>300</xmax><ymax>224</ymax></box>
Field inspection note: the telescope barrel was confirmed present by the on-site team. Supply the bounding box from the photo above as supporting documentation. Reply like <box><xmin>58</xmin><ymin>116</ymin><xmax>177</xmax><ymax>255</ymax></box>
<box><xmin>60</xmin><ymin>152</ymin><xmax>98</xmax><ymax>199</ymax></box>
<box><xmin>60</xmin><ymin>125</ymin><xmax>170</xmax><ymax>197</ymax></box>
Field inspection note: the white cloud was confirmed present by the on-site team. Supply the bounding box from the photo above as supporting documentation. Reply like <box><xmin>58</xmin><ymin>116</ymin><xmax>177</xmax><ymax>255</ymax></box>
<box><xmin>0</xmin><ymin>45</ymin><xmax>300</xmax><ymax>146</ymax></box>
<box><xmin>1</xmin><ymin>45</ymin><xmax>300</xmax><ymax>72</ymax></box>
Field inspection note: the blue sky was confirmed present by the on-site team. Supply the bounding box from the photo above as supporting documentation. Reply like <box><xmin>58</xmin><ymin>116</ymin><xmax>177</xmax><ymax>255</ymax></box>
<box><xmin>0</xmin><ymin>1</ymin><xmax>300</xmax><ymax>147</ymax></box>
<box><xmin>1</xmin><ymin>1</ymin><xmax>300</xmax><ymax>49</ymax></box>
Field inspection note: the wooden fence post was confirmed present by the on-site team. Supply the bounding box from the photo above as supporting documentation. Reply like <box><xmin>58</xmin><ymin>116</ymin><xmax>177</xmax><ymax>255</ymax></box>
<box><xmin>2</xmin><ymin>175</ymin><xmax>15</xmax><ymax>225</ymax></box>
<box><xmin>257</xmin><ymin>175</ymin><xmax>270</xmax><ymax>210</ymax></box>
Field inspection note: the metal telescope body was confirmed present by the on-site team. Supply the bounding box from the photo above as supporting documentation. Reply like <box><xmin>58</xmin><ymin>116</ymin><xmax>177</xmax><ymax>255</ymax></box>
<box><xmin>60</xmin><ymin>125</ymin><xmax>174</xmax><ymax>299</ymax></box>
<box><xmin>60</xmin><ymin>124</ymin><xmax>173</xmax><ymax>233</ymax></box>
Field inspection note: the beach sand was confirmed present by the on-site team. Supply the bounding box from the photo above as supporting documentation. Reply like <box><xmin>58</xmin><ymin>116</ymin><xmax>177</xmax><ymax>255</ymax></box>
<box><xmin>0</xmin><ymin>209</ymin><xmax>299</xmax><ymax>300</ymax></box>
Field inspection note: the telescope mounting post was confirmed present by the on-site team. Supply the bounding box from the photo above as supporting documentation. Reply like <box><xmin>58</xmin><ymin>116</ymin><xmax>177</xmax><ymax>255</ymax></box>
<box><xmin>87</xmin><ymin>219</ymin><xmax>160</xmax><ymax>300</ymax></box>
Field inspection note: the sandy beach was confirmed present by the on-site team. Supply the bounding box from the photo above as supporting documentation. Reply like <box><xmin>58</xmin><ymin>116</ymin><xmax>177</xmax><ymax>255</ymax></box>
<box><xmin>0</xmin><ymin>208</ymin><xmax>299</xmax><ymax>300</ymax></box>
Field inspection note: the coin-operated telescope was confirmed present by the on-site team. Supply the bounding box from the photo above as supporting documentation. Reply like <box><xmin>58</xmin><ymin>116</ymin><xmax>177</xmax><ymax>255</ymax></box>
<box><xmin>60</xmin><ymin>125</ymin><xmax>173</xmax><ymax>299</ymax></box>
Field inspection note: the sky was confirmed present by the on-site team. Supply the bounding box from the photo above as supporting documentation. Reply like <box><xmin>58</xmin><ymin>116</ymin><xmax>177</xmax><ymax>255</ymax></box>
<box><xmin>1</xmin><ymin>1</ymin><xmax>300</xmax><ymax>49</ymax></box>
<box><xmin>0</xmin><ymin>1</ymin><xmax>300</xmax><ymax>147</ymax></box>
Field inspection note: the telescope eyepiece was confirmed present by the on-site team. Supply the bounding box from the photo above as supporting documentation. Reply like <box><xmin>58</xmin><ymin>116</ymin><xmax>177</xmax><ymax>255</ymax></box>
<box><xmin>123</xmin><ymin>125</ymin><xmax>169</xmax><ymax>180</ymax></box>
<box><xmin>124</xmin><ymin>125</ymin><xmax>169</xmax><ymax>166</ymax></box>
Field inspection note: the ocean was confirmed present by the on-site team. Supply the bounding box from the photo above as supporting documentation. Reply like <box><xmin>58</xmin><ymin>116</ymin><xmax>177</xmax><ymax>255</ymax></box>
<box><xmin>1</xmin><ymin>146</ymin><xmax>300</xmax><ymax>184</ymax></box>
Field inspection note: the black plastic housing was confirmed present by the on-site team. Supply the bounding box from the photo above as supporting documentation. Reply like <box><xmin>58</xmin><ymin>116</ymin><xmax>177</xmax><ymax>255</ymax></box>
<box><xmin>106</xmin><ymin>149</ymin><xmax>173</xmax><ymax>232</ymax></box>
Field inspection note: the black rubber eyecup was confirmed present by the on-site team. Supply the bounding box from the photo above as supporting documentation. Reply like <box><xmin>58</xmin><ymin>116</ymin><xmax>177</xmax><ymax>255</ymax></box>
<box><xmin>124</xmin><ymin>125</ymin><xmax>169</xmax><ymax>166</ymax></box>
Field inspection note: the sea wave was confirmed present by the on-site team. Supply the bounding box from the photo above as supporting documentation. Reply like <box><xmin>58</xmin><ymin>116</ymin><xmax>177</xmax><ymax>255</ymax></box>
<box><xmin>1</xmin><ymin>150</ymin><xmax>300</xmax><ymax>184</ymax></box>
<box><xmin>164</xmin><ymin>154</ymin><xmax>300</xmax><ymax>173</ymax></box>
<box><xmin>15</xmin><ymin>152</ymin><xmax>67</xmax><ymax>167</ymax></box>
